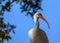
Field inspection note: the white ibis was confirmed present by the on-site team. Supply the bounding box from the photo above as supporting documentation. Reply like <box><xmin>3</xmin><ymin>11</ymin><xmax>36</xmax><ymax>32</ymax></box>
<box><xmin>28</xmin><ymin>12</ymin><xmax>50</xmax><ymax>43</ymax></box>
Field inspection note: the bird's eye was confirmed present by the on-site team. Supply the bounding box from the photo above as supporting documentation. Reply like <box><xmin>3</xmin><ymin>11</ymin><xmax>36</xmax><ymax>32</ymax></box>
<box><xmin>37</xmin><ymin>14</ymin><xmax>39</xmax><ymax>17</ymax></box>
<box><xmin>38</xmin><ymin>14</ymin><xmax>40</xmax><ymax>17</ymax></box>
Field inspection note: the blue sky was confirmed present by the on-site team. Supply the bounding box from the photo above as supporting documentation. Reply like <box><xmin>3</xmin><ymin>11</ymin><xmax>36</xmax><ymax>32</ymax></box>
<box><xmin>3</xmin><ymin>0</ymin><xmax>60</xmax><ymax>43</ymax></box>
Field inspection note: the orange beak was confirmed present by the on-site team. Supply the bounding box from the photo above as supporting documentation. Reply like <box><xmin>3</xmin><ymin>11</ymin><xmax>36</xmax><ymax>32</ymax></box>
<box><xmin>38</xmin><ymin>14</ymin><xmax>50</xmax><ymax>29</ymax></box>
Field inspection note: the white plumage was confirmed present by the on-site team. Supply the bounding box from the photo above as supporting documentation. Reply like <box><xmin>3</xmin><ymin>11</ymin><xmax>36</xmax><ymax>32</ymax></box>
<box><xmin>28</xmin><ymin>12</ymin><xmax>50</xmax><ymax>43</ymax></box>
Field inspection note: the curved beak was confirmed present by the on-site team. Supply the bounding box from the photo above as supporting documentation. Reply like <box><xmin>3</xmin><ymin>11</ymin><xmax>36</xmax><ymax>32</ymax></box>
<box><xmin>38</xmin><ymin>14</ymin><xmax>50</xmax><ymax>29</ymax></box>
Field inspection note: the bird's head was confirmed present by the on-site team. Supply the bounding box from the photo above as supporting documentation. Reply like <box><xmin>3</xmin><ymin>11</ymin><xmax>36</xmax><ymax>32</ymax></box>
<box><xmin>34</xmin><ymin>12</ymin><xmax>50</xmax><ymax>29</ymax></box>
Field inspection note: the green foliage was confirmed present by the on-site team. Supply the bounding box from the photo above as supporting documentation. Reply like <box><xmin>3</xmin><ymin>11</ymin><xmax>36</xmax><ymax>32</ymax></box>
<box><xmin>0</xmin><ymin>11</ymin><xmax>3</xmax><ymax>16</ymax></box>
<box><xmin>20</xmin><ymin>0</ymin><xmax>42</xmax><ymax>17</ymax></box>
<box><xmin>0</xmin><ymin>0</ymin><xmax>42</xmax><ymax>17</ymax></box>
<box><xmin>0</xmin><ymin>18</ymin><xmax>16</xmax><ymax>42</ymax></box>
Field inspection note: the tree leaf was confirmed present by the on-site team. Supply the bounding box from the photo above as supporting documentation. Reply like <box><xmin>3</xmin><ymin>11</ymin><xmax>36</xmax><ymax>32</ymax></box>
<box><xmin>12</xmin><ymin>30</ymin><xmax>15</xmax><ymax>34</ymax></box>
<box><xmin>0</xmin><ymin>11</ymin><xmax>3</xmax><ymax>16</ymax></box>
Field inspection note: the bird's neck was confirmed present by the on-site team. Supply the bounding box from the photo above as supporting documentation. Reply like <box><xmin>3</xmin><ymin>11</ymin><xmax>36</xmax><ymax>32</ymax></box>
<box><xmin>34</xmin><ymin>20</ymin><xmax>39</xmax><ymax>29</ymax></box>
<box><xmin>34</xmin><ymin>17</ymin><xmax>39</xmax><ymax>30</ymax></box>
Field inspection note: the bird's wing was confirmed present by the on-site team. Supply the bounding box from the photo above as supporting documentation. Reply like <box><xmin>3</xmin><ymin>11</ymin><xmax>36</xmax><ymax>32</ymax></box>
<box><xmin>38</xmin><ymin>28</ymin><xmax>49</xmax><ymax>43</ymax></box>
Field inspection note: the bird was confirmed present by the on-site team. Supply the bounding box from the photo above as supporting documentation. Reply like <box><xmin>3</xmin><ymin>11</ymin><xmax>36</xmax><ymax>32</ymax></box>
<box><xmin>28</xmin><ymin>12</ymin><xmax>50</xmax><ymax>43</ymax></box>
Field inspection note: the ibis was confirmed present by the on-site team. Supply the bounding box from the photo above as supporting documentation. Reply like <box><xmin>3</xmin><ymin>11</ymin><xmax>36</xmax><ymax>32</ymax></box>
<box><xmin>28</xmin><ymin>12</ymin><xmax>50</xmax><ymax>43</ymax></box>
